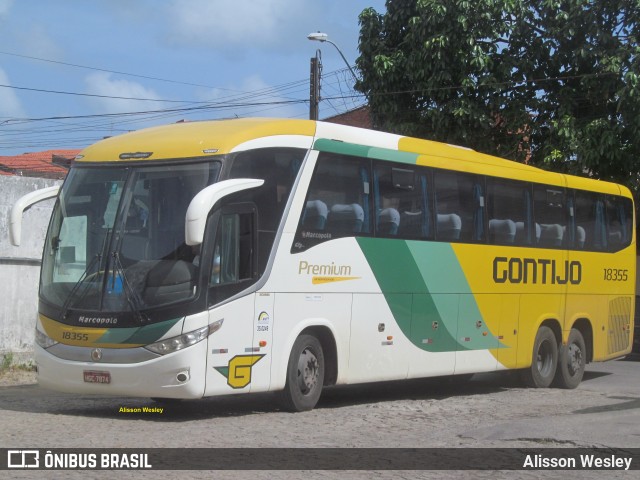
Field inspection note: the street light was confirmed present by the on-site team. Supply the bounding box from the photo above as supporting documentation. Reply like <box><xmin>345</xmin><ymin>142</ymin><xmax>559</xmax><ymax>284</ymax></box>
<box><xmin>307</xmin><ymin>32</ymin><xmax>358</xmax><ymax>82</ymax></box>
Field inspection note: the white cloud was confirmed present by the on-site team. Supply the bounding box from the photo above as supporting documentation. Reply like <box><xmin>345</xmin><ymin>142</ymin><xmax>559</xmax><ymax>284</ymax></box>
<box><xmin>0</xmin><ymin>0</ymin><xmax>13</xmax><ymax>18</ymax></box>
<box><xmin>0</xmin><ymin>68</ymin><xmax>27</xmax><ymax>119</ymax></box>
<box><xmin>17</xmin><ymin>24</ymin><xmax>65</xmax><ymax>61</ymax></box>
<box><xmin>84</xmin><ymin>72</ymin><xmax>163</xmax><ymax>114</ymax></box>
<box><xmin>165</xmin><ymin>0</ymin><xmax>315</xmax><ymax>51</ymax></box>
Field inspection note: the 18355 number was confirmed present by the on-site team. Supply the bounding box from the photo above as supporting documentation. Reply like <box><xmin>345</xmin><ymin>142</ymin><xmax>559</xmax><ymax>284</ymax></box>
<box><xmin>603</xmin><ymin>268</ymin><xmax>628</xmax><ymax>281</ymax></box>
<box><xmin>62</xmin><ymin>331</ymin><xmax>89</xmax><ymax>342</ymax></box>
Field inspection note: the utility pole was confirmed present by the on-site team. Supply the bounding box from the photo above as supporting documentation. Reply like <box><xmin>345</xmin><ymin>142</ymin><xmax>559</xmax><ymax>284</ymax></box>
<box><xmin>308</xmin><ymin>32</ymin><xmax>358</xmax><ymax>120</ymax></box>
<box><xmin>309</xmin><ymin>50</ymin><xmax>321</xmax><ymax>120</ymax></box>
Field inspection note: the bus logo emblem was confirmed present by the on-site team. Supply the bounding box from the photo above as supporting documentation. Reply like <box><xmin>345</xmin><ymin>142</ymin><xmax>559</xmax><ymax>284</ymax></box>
<box><xmin>214</xmin><ymin>354</ymin><xmax>265</xmax><ymax>389</ymax></box>
<box><xmin>91</xmin><ymin>349</ymin><xmax>103</xmax><ymax>362</ymax></box>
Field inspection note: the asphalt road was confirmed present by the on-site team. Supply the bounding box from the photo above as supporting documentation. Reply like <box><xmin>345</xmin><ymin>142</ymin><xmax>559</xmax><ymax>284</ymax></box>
<box><xmin>1</xmin><ymin>355</ymin><xmax>639</xmax><ymax>480</ymax></box>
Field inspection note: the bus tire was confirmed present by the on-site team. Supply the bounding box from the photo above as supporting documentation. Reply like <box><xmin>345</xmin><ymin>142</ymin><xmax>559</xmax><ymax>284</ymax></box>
<box><xmin>520</xmin><ymin>326</ymin><xmax>558</xmax><ymax>388</ymax></box>
<box><xmin>280</xmin><ymin>334</ymin><xmax>324</xmax><ymax>412</ymax></box>
<box><xmin>553</xmin><ymin>328</ymin><xmax>586</xmax><ymax>389</ymax></box>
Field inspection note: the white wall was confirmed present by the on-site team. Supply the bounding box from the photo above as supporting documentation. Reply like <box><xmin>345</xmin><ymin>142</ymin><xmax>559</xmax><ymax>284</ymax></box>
<box><xmin>0</xmin><ymin>176</ymin><xmax>62</xmax><ymax>363</ymax></box>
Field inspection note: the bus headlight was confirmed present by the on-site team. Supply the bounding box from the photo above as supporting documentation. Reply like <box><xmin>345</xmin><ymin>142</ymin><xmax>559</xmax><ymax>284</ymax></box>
<box><xmin>35</xmin><ymin>327</ymin><xmax>58</xmax><ymax>349</ymax></box>
<box><xmin>144</xmin><ymin>319</ymin><xmax>223</xmax><ymax>355</ymax></box>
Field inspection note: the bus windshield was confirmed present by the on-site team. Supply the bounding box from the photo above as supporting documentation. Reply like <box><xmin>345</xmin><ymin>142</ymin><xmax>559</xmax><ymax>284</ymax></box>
<box><xmin>40</xmin><ymin>160</ymin><xmax>221</xmax><ymax>316</ymax></box>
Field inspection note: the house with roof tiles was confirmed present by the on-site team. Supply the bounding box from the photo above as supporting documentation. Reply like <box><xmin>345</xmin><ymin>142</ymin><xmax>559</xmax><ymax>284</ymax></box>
<box><xmin>0</xmin><ymin>149</ymin><xmax>79</xmax><ymax>179</ymax></box>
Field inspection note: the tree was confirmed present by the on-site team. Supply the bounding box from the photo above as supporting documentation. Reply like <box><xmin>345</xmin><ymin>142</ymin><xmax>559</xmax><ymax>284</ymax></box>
<box><xmin>356</xmin><ymin>0</ymin><xmax>640</xmax><ymax>188</ymax></box>
<box><xmin>518</xmin><ymin>0</ymin><xmax>640</xmax><ymax>187</ymax></box>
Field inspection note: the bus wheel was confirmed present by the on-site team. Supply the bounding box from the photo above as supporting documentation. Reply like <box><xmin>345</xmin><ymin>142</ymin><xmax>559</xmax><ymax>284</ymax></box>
<box><xmin>553</xmin><ymin>328</ymin><xmax>586</xmax><ymax>389</ymax></box>
<box><xmin>280</xmin><ymin>334</ymin><xmax>325</xmax><ymax>412</ymax></box>
<box><xmin>520</xmin><ymin>326</ymin><xmax>558</xmax><ymax>388</ymax></box>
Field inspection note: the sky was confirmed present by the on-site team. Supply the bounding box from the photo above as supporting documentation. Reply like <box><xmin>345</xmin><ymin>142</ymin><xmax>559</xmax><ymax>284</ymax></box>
<box><xmin>0</xmin><ymin>0</ymin><xmax>386</xmax><ymax>155</ymax></box>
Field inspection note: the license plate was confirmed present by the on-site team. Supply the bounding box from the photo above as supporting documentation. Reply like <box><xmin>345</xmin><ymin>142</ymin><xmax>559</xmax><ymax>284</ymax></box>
<box><xmin>83</xmin><ymin>370</ymin><xmax>111</xmax><ymax>384</ymax></box>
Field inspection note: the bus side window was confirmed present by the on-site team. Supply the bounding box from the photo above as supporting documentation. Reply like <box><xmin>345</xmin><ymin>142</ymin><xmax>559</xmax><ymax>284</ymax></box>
<box><xmin>534</xmin><ymin>186</ymin><xmax>567</xmax><ymax>248</ymax></box>
<box><xmin>209</xmin><ymin>210</ymin><xmax>256</xmax><ymax>300</ymax></box>
<box><xmin>606</xmin><ymin>196</ymin><xmax>633</xmax><ymax>252</ymax></box>
<box><xmin>434</xmin><ymin>170</ymin><xmax>480</xmax><ymax>242</ymax></box>
<box><xmin>293</xmin><ymin>153</ymin><xmax>371</xmax><ymax>251</ymax></box>
<box><xmin>229</xmin><ymin>148</ymin><xmax>304</xmax><ymax>231</ymax></box>
<box><xmin>574</xmin><ymin>191</ymin><xmax>602</xmax><ymax>251</ymax></box>
<box><xmin>230</xmin><ymin>147</ymin><xmax>306</xmax><ymax>271</ymax></box>
<box><xmin>373</xmin><ymin>162</ymin><xmax>432</xmax><ymax>239</ymax></box>
<box><xmin>486</xmin><ymin>178</ymin><xmax>530</xmax><ymax>246</ymax></box>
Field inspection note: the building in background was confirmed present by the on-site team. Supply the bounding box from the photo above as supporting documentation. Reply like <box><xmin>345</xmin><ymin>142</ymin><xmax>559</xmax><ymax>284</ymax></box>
<box><xmin>0</xmin><ymin>150</ymin><xmax>77</xmax><ymax>179</ymax></box>
<box><xmin>324</xmin><ymin>106</ymin><xmax>372</xmax><ymax>129</ymax></box>
<box><xmin>0</xmin><ymin>150</ymin><xmax>77</xmax><ymax>364</ymax></box>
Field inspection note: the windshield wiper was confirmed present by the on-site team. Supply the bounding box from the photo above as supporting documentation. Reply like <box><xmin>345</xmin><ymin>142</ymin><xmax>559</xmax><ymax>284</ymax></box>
<box><xmin>110</xmin><ymin>252</ymin><xmax>148</xmax><ymax>324</ymax></box>
<box><xmin>61</xmin><ymin>253</ymin><xmax>102</xmax><ymax>320</ymax></box>
<box><xmin>61</xmin><ymin>226</ymin><xmax>113</xmax><ymax>320</ymax></box>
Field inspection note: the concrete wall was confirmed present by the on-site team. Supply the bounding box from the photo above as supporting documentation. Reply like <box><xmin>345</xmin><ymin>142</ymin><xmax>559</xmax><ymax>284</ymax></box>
<box><xmin>0</xmin><ymin>176</ymin><xmax>62</xmax><ymax>363</ymax></box>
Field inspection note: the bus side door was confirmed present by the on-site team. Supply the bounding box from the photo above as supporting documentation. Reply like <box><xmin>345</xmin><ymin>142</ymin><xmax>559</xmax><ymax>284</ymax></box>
<box><xmin>204</xmin><ymin>206</ymin><xmax>262</xmax><ymax>396</ymax></box>
<box><xmin>205</xmin><ymin>294</ymin><xmax>257</xmax><ymax>395</ymax></box>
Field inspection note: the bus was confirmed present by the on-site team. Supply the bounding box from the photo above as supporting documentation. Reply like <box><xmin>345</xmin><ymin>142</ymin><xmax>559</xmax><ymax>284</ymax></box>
<box><xmin>10</xmin><ymin>118</ymin><xmax>635</xmax><ymax>411</ymax></box>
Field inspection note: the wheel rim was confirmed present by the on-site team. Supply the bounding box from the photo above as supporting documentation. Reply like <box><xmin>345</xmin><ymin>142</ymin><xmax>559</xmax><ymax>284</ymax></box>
<box><xmin>566</xmin><ymin>342</ymin><xmax>583</xmax><ymax>376</ymax></box>
<box><xmin>536</xmin><ymin>340</ymin><xmax>554</xmax><ymax>377</ymax></box>
<box><xmin>296</xmin><ymin>347</ymin><xmax>319</xmax><ymax>395</ymax></box>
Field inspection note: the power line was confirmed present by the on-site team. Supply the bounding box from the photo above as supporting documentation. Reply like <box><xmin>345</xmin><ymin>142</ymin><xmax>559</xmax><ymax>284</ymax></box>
<box><xmin>1</xmin><ymin>99</ymin><xmax>310</xmax><ymax>124</ymax></box>
<box><xmin>0</xmin><ymin>50</ymin><xmax>232</xmax><ymax>91</ymax></box>
<box><xmin>0</xmin><ymin>50</ymin><xmax>314</xmax><ymax>106</ymax></box>
<box><xmin>0</xmin><ymin>56</ymin><xmax>370</xmax><ymax>152</ymax></box>
<box><xmin>0</xmin><ymin>83</ymin><xmax>201</xmax><ymax>103</ymax></box>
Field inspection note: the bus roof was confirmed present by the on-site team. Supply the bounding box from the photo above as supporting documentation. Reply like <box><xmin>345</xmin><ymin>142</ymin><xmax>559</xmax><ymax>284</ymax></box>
<box><xmin>76</xmin><ymin>118</ymin><xmax>317</xmax><ymax>162</ymax></box>
<box><xmin>75</xmin><ymin>117</ymin><xmax>629</xmax><ymax>198</ymax></box>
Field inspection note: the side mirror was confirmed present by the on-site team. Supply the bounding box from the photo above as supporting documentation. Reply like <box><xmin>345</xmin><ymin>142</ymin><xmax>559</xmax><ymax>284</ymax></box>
<box><xmin>10</xmin><ymin>186</ymin><xmax>60</xmax><ymax>246</ymax></box>
<box><xmin>185</xmin><ymin>178</ymin><xmax>264</xmax><ymax>246</ymax></box>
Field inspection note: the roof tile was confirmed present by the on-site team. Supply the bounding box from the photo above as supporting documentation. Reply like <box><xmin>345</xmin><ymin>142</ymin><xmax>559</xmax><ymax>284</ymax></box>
<box><xmin>0</xmin><ymin>149</ymin><xmax>80</xmax><ymax>179</ymax></box>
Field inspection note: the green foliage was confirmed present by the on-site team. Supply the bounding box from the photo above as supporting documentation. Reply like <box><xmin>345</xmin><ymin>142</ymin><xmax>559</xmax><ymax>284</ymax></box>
<box><xmin>1</xmin><ymin>353</ymin><xmax>14</xmax><ymax>371</ymax></box>
<box><xmin>356</xmin><ymin>0</ymin><xmax>640</xmax><ymax>192</ymax></box>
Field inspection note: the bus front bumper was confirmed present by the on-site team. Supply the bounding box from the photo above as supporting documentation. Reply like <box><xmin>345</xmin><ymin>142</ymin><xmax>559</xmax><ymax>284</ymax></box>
<box><xmin>34</xmin><ymin>341</ymin><xmax>207</xmax><ymax>399</ymax></box>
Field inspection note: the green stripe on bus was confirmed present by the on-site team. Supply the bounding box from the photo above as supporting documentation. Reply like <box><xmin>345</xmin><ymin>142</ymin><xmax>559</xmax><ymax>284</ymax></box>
<box><xmin>368</xmin><ymin>147</ymin><xmax>418</xmax><ymax>165</ymax></box>
<box><xmin>313</xmin><ymin>139</ymin><xmax>371</xmax><ymax>157</ymax></box>
<box><xmin>357</xmin><ymin>238</ymin><xmax>501</xmax><ymax>352</ymax></box>
<box><xmin>313</xmin><ymin>139</ymin><xmax>419</xmax><ymax>165</ymax></box>
<box><xmin>97</xmin><ymin>317</ymin><xmax>182</xmax><ymax>345</ymax></box>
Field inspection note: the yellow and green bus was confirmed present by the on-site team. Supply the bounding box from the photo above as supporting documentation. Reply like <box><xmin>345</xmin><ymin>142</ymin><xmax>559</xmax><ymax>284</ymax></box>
<box><xmin>10</xmin><ymin>118</ymin><xmax>635</xmax><ymax>411</ymax></box>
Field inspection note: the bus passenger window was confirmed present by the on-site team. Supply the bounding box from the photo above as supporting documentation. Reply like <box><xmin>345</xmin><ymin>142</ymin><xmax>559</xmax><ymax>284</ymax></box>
<box><xmin>230</xmin><ymin>148</ymin><xmax>306</xmax><ymax>273</ymax></box>
<box><xmin>486</xmin><ymin>178</ymin><xmax>530</xmax><ymax>245</ymax></box>
<box><xmin>293</xmin><ymin>153</ymin><xmax>371</xmax><ymax>251</ymax></box>
<box><xmin>434</xmin><ymin>171</ymin><xmax>480</xmax><ymax>242</ymax></box>
<box><xmin>574</xmin><ymin>191</ymin><xmax>603</xmax><ymax>251</ymax></box>
<box><xmin>534</xmin><ymin>186</ymin><xmax>566</xmax><ymax>248</ymax></box>
<box><xmin>210</xmin><ymin>212</ymin><xmax>254</xmax><ymax>286</ymax></box>
<box><xmin>373</xmin><ymin>163</ymin><xmax>432</xmax><ymax>239</ymax></box>
<box><xmin>606</xmin><ymin>196</ymin><xmax>633</xmax><ymax>252</ymax></box>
